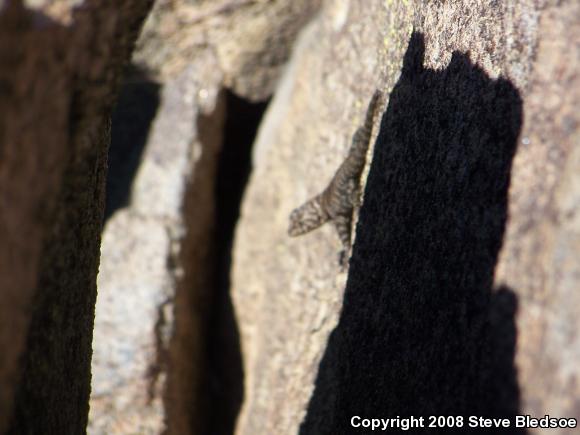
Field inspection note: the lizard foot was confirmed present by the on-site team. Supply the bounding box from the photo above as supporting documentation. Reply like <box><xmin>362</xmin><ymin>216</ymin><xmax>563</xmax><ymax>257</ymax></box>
<box><xmin>338</xmin><ymin>250</ymin><xmax>349</xmax><ymax>272</ymax></box>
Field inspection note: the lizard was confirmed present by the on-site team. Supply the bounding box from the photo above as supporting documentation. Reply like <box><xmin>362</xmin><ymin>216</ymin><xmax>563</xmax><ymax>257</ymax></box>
<box><xmin>288</xmin><ymin>90</ymin><xmax>384</xmax><ymax>268</ymax></box>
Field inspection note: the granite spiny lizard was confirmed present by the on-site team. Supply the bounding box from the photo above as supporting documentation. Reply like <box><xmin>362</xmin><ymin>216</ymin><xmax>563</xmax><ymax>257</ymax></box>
<box><xmin>288</xmin><ymin>90</ymin><xmax>384</xmax><ymax>267</ymax></box>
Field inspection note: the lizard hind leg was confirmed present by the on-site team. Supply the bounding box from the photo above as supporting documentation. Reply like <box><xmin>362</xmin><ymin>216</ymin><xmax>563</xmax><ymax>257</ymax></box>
<box><xmin>333</xmin><ymin>213</ymin><xmax>353</xmax><ymax>269</ymax></box>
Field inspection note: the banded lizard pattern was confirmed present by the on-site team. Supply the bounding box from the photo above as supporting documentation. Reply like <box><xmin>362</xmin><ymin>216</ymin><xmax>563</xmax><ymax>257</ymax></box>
<box><xmin>288</xmin><ymin>90</ymin><xmax>384</xmax><ymax>267</ymax></box>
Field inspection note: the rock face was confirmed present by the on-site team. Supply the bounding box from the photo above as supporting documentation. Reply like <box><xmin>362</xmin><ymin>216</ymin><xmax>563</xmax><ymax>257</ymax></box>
<box><xmin>230</xmin><ymin>1</ymin><xmax>580</xmax><ymax>434</ymax></box>
<box><xmin>0</xmin><ymin>0</ymin><xmax>153</xmax><ymax>434</ymax></box>
<box><xmin>134</xmin><ymin>0</ymin><xmax>321</xmax><ymax>100</ymax></box>
<box><xmin>89</xmin><ymin>1</ymin><xmax>319</xmax><ymax>434</ymax></box>
<box><xmin>496</xmin><ymin>2</ymin><xmax>580</xmax><ymax>420</ymax></box>
<box><xmin>1</xmin><ymin>0</ymin><xmax>578</xmax><ymax>434</ymax></box>
<box><xmin>89</xmin><ymin>61</ymin><xmax>225</xmax><ymax>435</ymax></box>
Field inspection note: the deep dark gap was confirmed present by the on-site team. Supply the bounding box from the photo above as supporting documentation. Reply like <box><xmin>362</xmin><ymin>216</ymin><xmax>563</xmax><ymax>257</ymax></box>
<box><xmin>104</xmin><ymin>64</ymin><xmax>161</xmax><ymax>222</ymax></box>
<box><xmin>206</xmin><ymin>90</ymin><xmax>269</xmax><ymax>435</ymax></box>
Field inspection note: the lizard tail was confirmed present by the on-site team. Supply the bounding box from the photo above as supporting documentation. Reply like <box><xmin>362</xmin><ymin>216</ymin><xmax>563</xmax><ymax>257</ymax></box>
<box><xmin>346</xmin><ymin>90</ymin><xmax>384</xmax><ymax>175</ymax></box>
<box><xmin>364</xmin><ymin>90</ymin><xmax>383</xmax><ymax>134</ymax></box>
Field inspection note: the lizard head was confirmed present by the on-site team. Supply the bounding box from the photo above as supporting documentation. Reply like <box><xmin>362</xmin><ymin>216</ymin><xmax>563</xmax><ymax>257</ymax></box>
<box><xmin>288</xmin><ymin>196</ymin><xmax>327</xmax><ymax>237</ymax></box>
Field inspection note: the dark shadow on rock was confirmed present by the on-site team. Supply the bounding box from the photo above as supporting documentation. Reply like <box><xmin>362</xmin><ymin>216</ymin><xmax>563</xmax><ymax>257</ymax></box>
<box><xmin>484</xmin><ymin>286</ymin><xmax>522</xmax><ymax>423</ymax></box>
<box><xmin>206</xmin><ymin>91</ymin><xmax>269</xmax><ymax>435</ymax></box>
<box><xmin>6</xmin><ymin>27</ymin><xmax>149</xmax><ymax>435</ymax></box>
<box><xmin>300</xmin><ymin>32</ymin><xmax>524</xmax><ymax>434</ymax></box>
<box><xmin>104</xmin><ymin>64</ymin><xmax>160</xmax><ymax>221</ymax></box>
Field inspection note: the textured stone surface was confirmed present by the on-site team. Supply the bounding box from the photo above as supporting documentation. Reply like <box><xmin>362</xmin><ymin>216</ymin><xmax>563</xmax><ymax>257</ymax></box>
<box><xmin>495</xmin><ymin>0</ymin><xmax>580</xmax><ymax>422</ymax></box>
<box><xmin>134</xmin><ymin>0</ymin><xmax>321</xmax><ymax>101</ymax></box>
<box><xmin>232</xmin><ymin>3</ymin><xmax>396</xmax><ymax>432</ymax></box>
<box><xmin>230</xmin><ymin>1</ymin><xmax>579</xmax><ymax>434</ymax></box>
<box><xmin>88</xmin><ymin>2</ymin><xmax>320</xmax><ymax>434</ymax></box>
<box><xmin>24</xmin><ymin>0</ymin><xmax>84</xmax><ymax>24</ymax></box>
<box><xmin>0</xmin><ymin>0</ymin><xmax>153</xmax><ymax>434</ymax></box>
<box><xmin>89</xmin><ymin>57</ymin><xmax>225</xmax><ymax>435</ymax></box>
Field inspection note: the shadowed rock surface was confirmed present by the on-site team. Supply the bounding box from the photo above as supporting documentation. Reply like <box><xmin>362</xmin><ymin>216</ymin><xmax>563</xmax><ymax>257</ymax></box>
<box><xmin>0</xmin><ymin>0</ymin><xmax>153</xmax><ymax>434</ymax></box>
<box><xmin>301</xmin><ymin>32</ymin><xmax>524</xmax><ymax>433</ymax></box>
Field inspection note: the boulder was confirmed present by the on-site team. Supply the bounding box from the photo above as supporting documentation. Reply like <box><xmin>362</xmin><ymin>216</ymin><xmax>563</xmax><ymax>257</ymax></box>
<box><xmin>231</xmin><ymin>1</ymin><xmax>580</xmax><ymax>434</ymax></box>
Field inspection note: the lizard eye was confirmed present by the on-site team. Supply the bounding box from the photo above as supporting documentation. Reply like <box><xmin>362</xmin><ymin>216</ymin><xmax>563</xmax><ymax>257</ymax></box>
<box><xmin>289</xmin><ymin>208</ymin><xmax>301</xmax><ymax>221</ymax></box>
<box><xmin>288</xmin><ymin>209</ymin><xmax>303</xmax><ymax>236</ymax></box>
